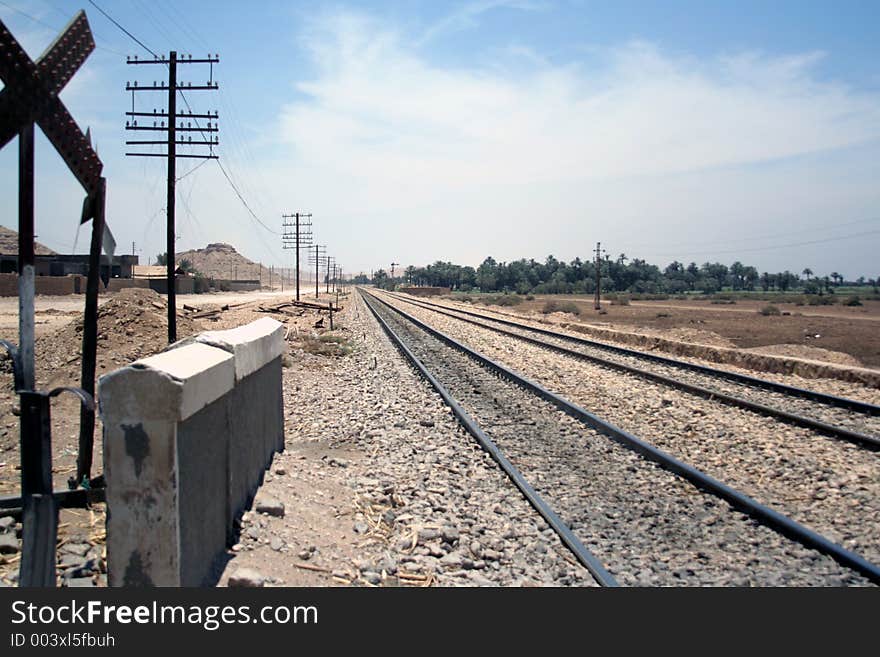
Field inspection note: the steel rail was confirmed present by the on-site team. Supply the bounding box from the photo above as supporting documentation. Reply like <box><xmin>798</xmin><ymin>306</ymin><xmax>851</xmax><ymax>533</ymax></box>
<box><xmin>381</xmin><ymin>292</ymin><xmax>879</xmax><ymax>450</ymax></box>
<box><xmin>359</xmin><ymin>290</ymin><xmax>618</xmax><ymax>587</ymax></box>
<box><xmin>387</xmin><ymin>292</ymin><xmax>880</xmax><ymax>416</ymax></box>
<box><xmin>365</xmin><ymin>290</ymin><xmax>880</xmax><ymax>585</ymax></box>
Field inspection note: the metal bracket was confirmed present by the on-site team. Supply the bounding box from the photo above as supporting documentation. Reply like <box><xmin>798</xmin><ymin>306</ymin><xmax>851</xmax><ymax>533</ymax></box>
<box><xmin>48</xmin><ymin>386</ymin><xmax>95</xmax><ymax>411</ymax></box>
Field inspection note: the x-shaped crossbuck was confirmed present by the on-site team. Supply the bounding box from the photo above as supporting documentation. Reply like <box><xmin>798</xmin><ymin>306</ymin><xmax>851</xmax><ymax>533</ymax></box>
<box><xmin>0</xmin><ymin>10</ymin><xmax>104</xmax><ymax>222</ymax></box>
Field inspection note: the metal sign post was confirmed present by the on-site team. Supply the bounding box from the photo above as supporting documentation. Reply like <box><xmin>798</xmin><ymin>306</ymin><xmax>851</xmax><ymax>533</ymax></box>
<box><xmin>0</xmin><ymin>11</ymin><xmax>109</xmax><ymax>586</ymax></box>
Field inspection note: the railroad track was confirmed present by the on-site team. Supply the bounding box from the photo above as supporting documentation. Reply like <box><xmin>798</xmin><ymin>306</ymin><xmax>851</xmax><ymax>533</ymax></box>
<box><xmin>359</xmin><ymin>289</ymin><xmax>879</xmax><ymax>586</ymax></box>
<box><xmin>383</xmin><ymin>291</ymin><xmax>880</xmax><ymax>450</ymax></box>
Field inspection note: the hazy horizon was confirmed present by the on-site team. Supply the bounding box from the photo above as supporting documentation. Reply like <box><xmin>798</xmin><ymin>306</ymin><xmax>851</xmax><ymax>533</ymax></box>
<box><xmin>1</xmin><ymin>1</ymin><xmax>878</xmax><ymax>279</ymax></box>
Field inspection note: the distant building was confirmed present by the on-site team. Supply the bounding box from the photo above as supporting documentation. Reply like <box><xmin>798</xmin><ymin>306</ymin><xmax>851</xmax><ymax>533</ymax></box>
<box><xmin>0</xmin><ymin>225</ymin><xmax>138</xmax><ymax>278</ymax></box>
<box><xmin>132</xmin><ymin>265</ymin><xmax>169</xmax><ymax>280</ymax></box>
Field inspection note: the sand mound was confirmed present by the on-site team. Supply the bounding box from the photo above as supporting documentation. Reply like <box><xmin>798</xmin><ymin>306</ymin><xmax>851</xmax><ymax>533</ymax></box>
<box><xmin>37</xmin><ymin>288</ymin><xmax>200</xmax><ymax>384</ymax></box>
<box><xmin>744</xmin><ymin>344</ymin><xmax>863</xmax><ymax>367</ymax></box>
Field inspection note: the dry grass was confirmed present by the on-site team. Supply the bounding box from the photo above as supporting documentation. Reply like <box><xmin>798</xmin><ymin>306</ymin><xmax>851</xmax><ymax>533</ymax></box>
<box><xmin>541</xmin><ymin>300</ymin><xmax>581</xmax><ymax>315</ymax></box>
<box><xmin>301</xmin><ymin>333</ymin><xmax>354</xmax><ymax>357</ymax></box>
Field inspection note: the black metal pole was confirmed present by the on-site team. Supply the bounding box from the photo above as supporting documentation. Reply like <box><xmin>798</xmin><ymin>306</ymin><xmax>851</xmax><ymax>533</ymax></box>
<box><xmin>76</xmin><ymin>177</ymin><xmax>105</xmax><ymax>486</ymax></box>
<box><xmin>16</xmin><ymin>125</ymin><xmax>58</xmax><ymax>587</ymax></box>
<box><xmin>315</xmin><ymin>245</ymin><xmax>319</xmax><ymax>299</ymax></box>
<box><xmin>166</xmin><ymin>51</ymin><xmax>177</xmax><ymax>343</ymax></box>
<box><xmin>17</xmin><ymin>123</ymin><xmax>35</xmax><ymax>391</ymax></box>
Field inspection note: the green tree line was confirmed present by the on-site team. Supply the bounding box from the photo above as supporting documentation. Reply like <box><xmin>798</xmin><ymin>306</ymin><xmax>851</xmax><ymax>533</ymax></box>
<box><xmin>367</xmin><ymin>255</ymin><xmax>878</xmax><ymax>295</ymax></box>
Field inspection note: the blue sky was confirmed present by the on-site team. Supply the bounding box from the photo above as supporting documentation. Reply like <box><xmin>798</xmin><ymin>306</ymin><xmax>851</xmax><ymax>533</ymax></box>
<box><xmin>1</xmin><ymin>0</ymin><xmax>879</xmax><ymax>278</ymax></box>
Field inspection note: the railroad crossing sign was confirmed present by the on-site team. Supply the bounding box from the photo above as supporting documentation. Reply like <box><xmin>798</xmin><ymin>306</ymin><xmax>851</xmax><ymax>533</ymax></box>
<box><xmin>0</xmin><ymin>10</ymin><xmax>108</xmax><ymax>224</ymax></box>
<box><xmin>0</xmin><ymin>10</ymin><xmax>111</xmax><ymax>586</ymax></box>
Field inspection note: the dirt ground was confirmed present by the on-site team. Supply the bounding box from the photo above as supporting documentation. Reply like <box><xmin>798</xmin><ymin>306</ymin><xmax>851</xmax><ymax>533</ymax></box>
<box><xmin>508</xmin><ymin>295</ymin><xmax>880</xmax><ymax>369</ymax></box>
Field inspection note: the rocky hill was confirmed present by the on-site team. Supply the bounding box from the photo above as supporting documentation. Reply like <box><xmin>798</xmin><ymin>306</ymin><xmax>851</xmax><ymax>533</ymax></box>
<box><xmin>0</xmin><ymin>225</ymin><xmax>56</xmax><ymax>256</ymax></box>
<box><xmin>175</xmin><ymin>242</ymin><xmax>266</xmax><ymax>281</ymax></box>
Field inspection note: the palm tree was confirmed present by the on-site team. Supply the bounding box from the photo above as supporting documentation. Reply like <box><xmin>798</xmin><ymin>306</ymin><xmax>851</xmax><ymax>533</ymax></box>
<box><xmin>802</xmin><ymin>268</ymin><xmax>813</xmax><ymax>281</ymax></box>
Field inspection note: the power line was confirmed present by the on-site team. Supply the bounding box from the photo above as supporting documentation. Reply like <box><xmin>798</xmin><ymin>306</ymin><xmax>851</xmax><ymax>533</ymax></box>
<box><xmin>625</xmin><ymin>217</ymin><xmax>880</xmax><ymax>253</ymax></box>
<box><xmin>84</xmin><ymin>1</ymin><xmax>284</xmax><ymax>261</ymax></box>
<box><xmin>0</xmin><ymin>0</ymin><xmax>126</xmax><ymax>56</ymax></box>
<box><xmin>216</xmin><ymin>159</ymin><xmax>280</xmax><ymax>235</ymax></box>
<box><xmin>175</xmin><ymin>156</ymin><xmax>209</xmax><ymax>182</ymax></box>
<box><xmin>132</xmin><ymin>0</ymin><xmax>283</xmax><ymax>220</ymax></box>
<box><xmin>130</xmin><ymin>0</ymin><xmax>176</xmax><ymax>52</ymax></box>
<box><xmin>92</xmin><ymin>5</ymin><xmax>274</xmax><ymax>214</ymax></box>
<box><xmin>0</xmin><ymin>1</ymin><xmax>60</xmax><ymax>31</ymax></box>
<box><xmin>87</xmin><ymin>0</ymin><xmax>158</xmax><ymax>58</ymax></box>
<box><xmin>646</xmin><ymin>229</ymin><xmax>880</xmax><ymax>258</ymax></box>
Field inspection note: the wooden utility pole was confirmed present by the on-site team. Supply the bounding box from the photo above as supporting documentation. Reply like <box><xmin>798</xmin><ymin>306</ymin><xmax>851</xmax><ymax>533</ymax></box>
<box><xmin>309</xmin><ymin>244</ymin><xmax>327</xmax><ymax>299</ymax></box>
<box><xmin>126</xmin><ymin>52</ymin><xmax>219</xmax><ymax>342</ymax></box>
<box><xmin>594</xmin><ymin>242</ymin><xmax>605</xmax><ymax>310</ymax></box>
<box><xmin>282</xmin><ymin>212</ymin><xmax>313</xmax><ymax>301</ymax></box>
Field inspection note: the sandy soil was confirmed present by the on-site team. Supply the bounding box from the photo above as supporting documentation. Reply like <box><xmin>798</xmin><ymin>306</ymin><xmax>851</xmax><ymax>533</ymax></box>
<box><xmin>505</xmin><ymin>295</ymin><xmax>880</xmax><ymax>368</ymax></box>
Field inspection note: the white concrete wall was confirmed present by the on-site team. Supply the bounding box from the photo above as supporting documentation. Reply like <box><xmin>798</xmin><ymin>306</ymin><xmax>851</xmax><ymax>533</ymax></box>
<box><xmin>99</xmin><ymin>318</ymin><xmax>285</xmax><ymax>587</ymax></box>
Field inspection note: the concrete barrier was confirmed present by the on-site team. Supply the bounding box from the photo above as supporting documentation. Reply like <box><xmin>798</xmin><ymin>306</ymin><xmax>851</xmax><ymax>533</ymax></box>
<box><xmin>98</xmin><ymin>318</ymin><xmax>285</xmax><ymax>586</ymax></box>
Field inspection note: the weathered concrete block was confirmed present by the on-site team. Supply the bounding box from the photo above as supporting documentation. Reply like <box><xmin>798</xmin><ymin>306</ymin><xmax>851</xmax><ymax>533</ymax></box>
<box><xmin>99</xmin><ymin>320</ymin><xmax>285</xmax><ymax>587</ymax></box>
<box><xmin>226</xmin><ymin>356</ymin><xmax>284</xmax><ymax>537</ymax></box>
<box><xmin>99</xmin><ymin>343</ymin><xmax>235</xmax><ymax>587</ymax></box>
<box><xmin>197</xmin><ymin>317</ymin><xmax>284</xmax><ymax>381</ymax></box>
<box><xmin>122</xmin><ymin>343</ymin><xmax>236</xmax><ymax>421</ymax></box>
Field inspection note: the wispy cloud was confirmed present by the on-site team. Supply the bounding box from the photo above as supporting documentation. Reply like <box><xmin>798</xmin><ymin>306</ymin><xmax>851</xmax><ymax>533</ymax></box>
<box><xmin>281</xmin><ymin>12</ymin><xmax>880</xmax><ymax>188</ymax></box>
<box><xmin>418</xmin><ymin>0</ymin><xmax>547</xmax><ymax>45</ymax></box>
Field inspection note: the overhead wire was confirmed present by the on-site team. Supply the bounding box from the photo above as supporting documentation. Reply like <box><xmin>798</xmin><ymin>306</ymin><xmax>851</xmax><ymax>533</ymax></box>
<box><xmin>87</xmin><ymin>0</ymin><xmax>284</xmax><ymax>264</ymax></box>
<box><xmin>175</xmin><ymin>156</ymin><xmax>210</xmax><ymax>182</ymax></box>
<box><xmin>643</xmin><ymin>229</ymin><xmax>880</xmax><ymax>259</ymax></box>
<box><xmin>86</xmin><ymin>0</ymin><xmax>158</xmax><ymax>58</ymax></box>
<box><xmin>150</xmin><ymin>0</ymin><xmax>284</xmax><ymax>220</ymax></box>
<box><xmin>0</xmin><ymin>0</ymin><xmax>127</xmax><ymax>56</ymax></box>
<box><xmin>625</xmin><ymin>216</ymin><xmax>880</xmax><ymax>253</ymax></box>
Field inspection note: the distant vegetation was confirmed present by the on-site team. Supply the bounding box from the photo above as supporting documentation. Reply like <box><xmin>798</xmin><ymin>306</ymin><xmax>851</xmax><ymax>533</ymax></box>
<box><xmin>362</xmin><ymin>256</ymin><xmax>878</xmax><ymax>300</ymax></box>
<box><xmin>541</xmin><ymin>300</ymin><xmax>581</xmax><ymax>315</ymax></box>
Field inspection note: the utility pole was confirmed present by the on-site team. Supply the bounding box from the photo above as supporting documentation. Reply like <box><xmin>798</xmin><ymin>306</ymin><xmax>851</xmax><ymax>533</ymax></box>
<box><xmin>593</xmin><ymin>241</ymin><xmax>606</xmax><ymax>310</ymax></box>
<box><xmin>282</xmin><ymin>212</ymin><xmax>312</xmax><ymax>301</ymax></box>
<box><xmin>126</xmin><ymin>52</ymin><xmax>219</xmax><ymax>343</ymax></box>
<box><xmin>326</xmin><ymin>257</ymin><xmax>334</xmax><ymax>294</ymax></box>
<box><xmin>308</xmin><ymin>244</ymin><xmax>327</xmax><ymax>299</ymax></box>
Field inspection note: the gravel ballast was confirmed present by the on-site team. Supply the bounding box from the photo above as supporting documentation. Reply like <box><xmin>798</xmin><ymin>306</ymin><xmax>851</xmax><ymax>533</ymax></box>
<box><xmin>225</xmin><ymin>291</ymin><xmax>600</xmax><ymax>586</ymax></box>
<box><xmin>366</xmin><ymin>292</ymin><xmax>872</xmax><ymax>586</ymax></box>
<box><xmin>392</xmin><ymin>295</ymin><xmax>880</xmax><ymax>439</ymax></box>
